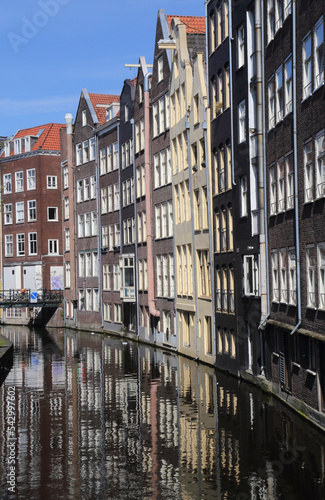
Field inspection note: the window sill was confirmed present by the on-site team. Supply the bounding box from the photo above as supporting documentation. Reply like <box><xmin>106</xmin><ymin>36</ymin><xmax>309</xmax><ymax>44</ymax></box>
<box><xmin>313</xmin><ymin>81</ymin><xmax>324</xmax><ymax>94</ymax></box>
<box><xmin>272</xmin><ymin>352</ymin><xmax>280</xmax><ymax>358</ymax></box>
<box><xmin>306</xmin><ymin>369</ymin><xmax>316</xmax><ymax>376</ymax></box>
<box><xmin>301</xmin><ymin>93</ymin><xmax>312</xmax><ymax>104</ymax></box>
<box><xmin>292</xmin><ymin>362</ymin><xmax>300</xmax><ymax>369</ymax></box>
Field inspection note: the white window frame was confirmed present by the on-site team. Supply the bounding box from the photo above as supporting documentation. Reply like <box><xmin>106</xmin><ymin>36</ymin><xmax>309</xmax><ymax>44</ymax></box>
<box><xmin>16</xmin><ymin>201</ymin><xmax>24</xmax><ymax>223</ymax></box>
<box><xmin>314</xmin><ymin>17</ymin><xmax>324</xmax><ymax>89</ymax></box>
<box><xmin>47</xmin><ymin>175</ymin><xmax>57</xmax><ymax>189</ymax></box>
<box><xmin>5</xmin><ymin>235</ymin><xmax>13</xmax><ymax>257</ymax></box>
<box><xmin>48</xmin><ymin>207</ymin><xmax>58</xmax><ymax>221</ymax></box>
<box><xmin>316</xmin><ymin>130</ymin><xmax>325</xmax><ymax>198</ymax></box>
<box><xmin>48</xmin><ymin>239</ymin><xmax>59</xmax><ymax>255</ymax></box>
<box><xmin>302</xmin><ymin>33</ymin><xmax>312</xmax><ymax>99</ymax></box>
<box><xmin>28</xmin><ymin>232</ymin><xmax>37</xmax><ymax>256</ymax></box>
<box><xmin>27</xmin><ymin>168</ymin><xmax>36</xmax><ymax>190</ymax></box>
<box><xmin>4</xmin><ymin>203</ymin><xmax>12</xmax><ymax>225</ymax></box>
<box><xmin>304</xmin><ymin>139</ymin><xmax>313</xmax><ymax>202</ymax></box>
<box><xmin>243</xmin><ymin>255</ymin><xmax>259</xmax><ymax>296</ymax></box>
<box><xmin>17</xmin><ymin>233</ymin><xmax>25</xmax><ymax>256</ymax></box>
<box><xmin>28</xmin><ymin>200</ymin><xmax>36</xmax><ymax>222</ymax></box>
<box><xmin>15</xmin><ymin>171</ymin><xmax>23</xmax><ymax>192</ymax></box>
<box><xmin>238</xmin><ymin>100</ymin><xmax>246</xmax><ymax>143</ymax></box>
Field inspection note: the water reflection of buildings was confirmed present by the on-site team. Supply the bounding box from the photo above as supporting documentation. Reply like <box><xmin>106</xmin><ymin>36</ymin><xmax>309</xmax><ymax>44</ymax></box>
<box><xmin>0</xmin><ymin>328</ymin><xmax>325</xmax><ymax>499</ymax></box>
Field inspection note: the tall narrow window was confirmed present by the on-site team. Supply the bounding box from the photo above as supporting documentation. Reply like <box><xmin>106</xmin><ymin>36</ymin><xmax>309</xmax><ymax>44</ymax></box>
<box><xmin>303</xmin><ymin>34</ymin><xmax>312</xmax><ymax>99</ymax></box>
<box><xmin>289</xmin><ymin>249</ymin><xmax>297</xmax><ymax>305</ymax></box>
<box><xmin>307</xmin><ymin>247</ymin><xmax>316</xmax><ymax>307</ymax></box>
<box><xmin>270</xmin><ymin>165</ymin><xmax>277</xmax><ymax>214</ymax></box>
<box><xmin>271</xmin><ymin>251</ymin><xmax>279</xmax><ymax>302</ymax></box>
<box><xmin>284</xmin><ymin>56</ymin><xmax>292</xmax><ymax>114</ymax></box>
<box><xmin>278</xmin><ymin>159</ymin><xmax>285</xmax><ymax>211</ymax></box>
<box><xmin>238</xmin><ymin>24</ymin><xmax>245</xmax><ymax>67</ymax></box>
<box><xmin>240</xmin><ymin>175</ymin><xmax>248</xmax><ymax>217</ymax></box>
<box><xmin>267</xmin><ymin>0</ymin><xmax>275</xmax><ymax>42</ymax></box>
<box><xmin>286</xmin><ymin>153</ymin><xmax>294</xmax><ymax>209</ymax></box>
<box><xmin>280</xmin><ymin>248</ymin><xmax>287</xmax><ymax>303</ymax></box>
<box><xmin>314</xmin><ymin>17</ymin><xmax>324</xmax><ymax>88</ymax></box>
<box><xmin>268</xmin><ymin>78</ymin><xmax>275</xmax><ymax>129</ymax></box>
<box><xmin>275</xmin><ymin>65</ymin><xmax>283</xmax><ymax>122</ymax></box>
<box><xmin>210</xmin><ymin>13</ymin><xmax>215</xmax><ymax>53</ymax></box>
<box><xmin>318</xmin><ymin>244</ymin><xmax>325</xmax><ymax>309</ymax></box>
<box><xmin>238</xmin><ymin>100</ymin><xmax>246</xmax><ymax>143</ymax></box>
<box><xmin>316</xmin><ymin>131</ymin><xmax>325</xmax><ymax>198</ymax></box>
<box><xmin>304</xmin><ymin>140</ymin><xmax>313</xmax><ymax>202</ymax></box>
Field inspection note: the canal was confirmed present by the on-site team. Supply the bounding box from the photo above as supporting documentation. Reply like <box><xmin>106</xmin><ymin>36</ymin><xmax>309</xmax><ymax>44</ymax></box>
<box><xmin>0</xmin><ymin>326</ymin><xmax>325</xmax><ymax>500</ymax></box>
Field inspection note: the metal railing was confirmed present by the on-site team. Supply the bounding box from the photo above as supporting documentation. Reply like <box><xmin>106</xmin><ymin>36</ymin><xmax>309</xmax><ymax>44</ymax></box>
<box><xmin>0</xmin><ymin>289</ymin><xmax>63</xmax><ymax>307</ymax></box>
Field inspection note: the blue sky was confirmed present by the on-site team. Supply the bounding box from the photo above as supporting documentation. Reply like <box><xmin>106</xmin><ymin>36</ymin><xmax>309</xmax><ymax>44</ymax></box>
<box><xmin>1</xmin><ymin>0</ymin><xmax>205</xmax><ymax>136</ymax></box>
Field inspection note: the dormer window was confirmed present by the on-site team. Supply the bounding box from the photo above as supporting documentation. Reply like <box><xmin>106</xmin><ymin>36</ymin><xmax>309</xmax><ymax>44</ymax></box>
<box><xmin>82</xmin><ymin>110</ymin><xmax>87</xmax><ymax>127</ymax></box>
<box><xmin>4</xmin><ymin>141</ymin><xmax>10</xmax><ymax>157</ymax></box>
<box><xmin>14</xmin><ymin>138</ymin><xmax>21</xmax><ymax>155</ymax></box>
<box><xmin>25</xmin><ymin>136</ymin><xmax>30</xmax><ymax>152</ymax></box>
<box><xmin>106</xmin><ymin>106</ymin><xmax>113</xmax><ymax>121</ymax></box>
<box><xmin>139</xmin><ymin>84</ymin><xmax>144</xmax><ymax>103</ymax></box>
<box><xmin>125</xmin><ymin>104</ymin><xmax>129</xmax><ymax>122</ymax></box>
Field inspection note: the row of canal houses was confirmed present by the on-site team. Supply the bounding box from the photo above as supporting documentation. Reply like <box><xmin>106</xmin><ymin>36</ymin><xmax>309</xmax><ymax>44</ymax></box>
<box><xmin>2</xmin><ymin>2</ymin><xmax>325</xmax><ymax>428</ymax></box>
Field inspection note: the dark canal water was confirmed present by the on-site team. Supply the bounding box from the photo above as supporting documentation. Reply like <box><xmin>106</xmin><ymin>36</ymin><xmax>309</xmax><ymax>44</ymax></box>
<box><xmin>1</xmin><ymin>326</ymin><xmax>325</xmax><ymax>499</ymax></box>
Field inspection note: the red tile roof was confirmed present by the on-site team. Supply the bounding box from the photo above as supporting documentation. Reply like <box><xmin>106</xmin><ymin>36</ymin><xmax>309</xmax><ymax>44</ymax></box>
<box><xmin>1</xmin><ymin>123</ymin><xmax>65</xmax><ymax>157</ymax></box>
<box><xmin>167</xmin><ymin>15</ymin><xmax>206</xmax><ymax>34</ymax></box>
<box><xmin>88</xmin><ymin>93</ymin><xmax>120</xmax><ymax>125</ymax></box>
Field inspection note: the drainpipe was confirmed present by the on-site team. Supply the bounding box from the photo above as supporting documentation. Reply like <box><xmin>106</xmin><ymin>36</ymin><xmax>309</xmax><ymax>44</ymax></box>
<box><xmin>255</xmin><ymin>0</ymin><xmax>267</xmax><ymax>376</ymax></box>
<box><xmin>65</xmin><ymin>113</ymin><xmax>77</xmax><ymax>327</ymax></box>
<box><xmin>185</xmin><ymin>114</ymin><xmax>199</xmax><ymax>358</ymax></box>
<box><xmin>291</xmin><ymin>0</ymin><xmax>301</xmax><ymax>335</ymax></box>
<box><xmin>144</xmin><ymin>72</ymin><xmax>160</xmax><ymax>319</ymax></box>
<box><xmin>228</xmin><ymin>0</ymin><xmax>236</xmax><ymax>186</ymax></box>
<box><xmin>202</xmin><ymin>113</ymin><xmax>216</xmax><ymax>364</ymax></box>
<box><xmin>131</xmin><ymin>117</ymin><xmax>140</xmax><ymax>337</ymax></box>
<box><xmin>94</xmin><ymin>131</ymin><xmax>103</xmax><ymax>328</ymax></box>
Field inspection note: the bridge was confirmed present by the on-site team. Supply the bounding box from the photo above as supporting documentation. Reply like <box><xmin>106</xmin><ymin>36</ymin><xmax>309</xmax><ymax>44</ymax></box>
<box><xmin>0</xmin><ymin>290</ymin><xmax>63</xmax><ymax>308</ymax></box>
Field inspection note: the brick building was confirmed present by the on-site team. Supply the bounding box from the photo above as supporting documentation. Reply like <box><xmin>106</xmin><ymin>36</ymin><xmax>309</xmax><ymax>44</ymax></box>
<box><xmin>264</xmin><ymin>1</ymin><xmax>325</xmax><ymax>424</ymax></box>
<box><xmin>1</xmin><ymin>123</ymin><xmax>65</xmax><ymax>324</ymax></box>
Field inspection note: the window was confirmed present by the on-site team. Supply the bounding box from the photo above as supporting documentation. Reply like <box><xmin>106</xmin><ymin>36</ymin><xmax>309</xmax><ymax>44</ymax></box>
<box><xmin>307</xmin><ymin>246</ymin><xmax>316</xmax><ymax>307</ymax></box>
<box><xmin>284</xmin><ymin>56</ymin><xmax>292</xmax><ymax>114</ymax></box>
<box><xmin>108</xmin><ymin>185</ymin><xmax>113</xmax><ymax>212</ymax></box>
<box><xmin>113</xmin><ymin>142</ymin><xmax>119</xmax><ymax>170</ymax></box>
<box><xmin>92</xmin><ymin>251</ymin><xmax>98</xmax><ymax>277</ymax></box>
<box><xmin>27</xmin><ymin>169</ymin><xmax>36</xmax><ymax>190</ymax></box>
<box><xmin>318</xmin><ymin>244</ymin><xmax>325</xmax><ymax>309</ymax></box>
<box><xmin>4</xmin><ymin>204</ymin><xmax>12</xmax><ymax>224</ymax></box>
<box><xmin>77</xmin><ymin>180</ymin><xmax>83</xmax><ymax>203</ymax></box>
<box><xmin>270</xmin><ymin>165</ymin><xmax>277</xmax><ymax>214</ymax></box>
<box><xmin>158</xmin><ymin>56</ymin><xmax>163</xmax><ymax>82</ymax></box>
<box><xmin>82</xmin><ymin>140</ymin><xmax>89</xmax><ymax>163</ymax></box>
<box><xmin>238</xmin><ymin>100</ymin><xmax>246</xmax><ymax>142</ymax></box>
<box><xmin>289</xmin><ymin>249</ymin><xmax>297</xmax><ymax>305</ymax></box>
<box><xmin>113</xmin><ymin>265</ymin><xmax>120</xmax><ymax>291</ymax></box>
<box><xmin>275</xmin><ymin>65</ymin><xmax>283</xmax><ymax>122</ymax></box>
<box><xmin>238</xmin><ymin>24</ymin><xmax>245</xmax><ymax>67</ymax></box>
<box><xmin>28</xmin><ymin>233</ymin><xmax>37</xmax><ymax>255</ymax></box>
<box><xmin>84</xmin><ymin>213</ymin><xmax>91</xmax><ymax>237</ymax></box>
<box><xmin>224</xmin><ymin>0</ymin><xmax>229</xmax><ymax>38</ymax></box>
<box><xmin>28</xmin><ymin>200</ymin><xmax>36</xmax><ymax>222</ymax></box>
<box><xmin>82</xmin><ymin>110</ymin><xmax>87</xmax><ymax>126</ymax></box>
<box><xmin>280</xmin><ymin>248</ymin><xmax>287</xmax><ymax>302</ymax></box>
<box><xmin>210</xmin><ymin>13</ymin><xmax>215</xmax><ymax>53</ymax></box>
<box><xmin>16</xmin><ymin>201</ymin><xmax>24</xmax><ymax>223</ymax></box>
<box><xmin>48</xmin><ymin>239</ymin><xmax>59</xmax><ymax>255</ymax></box>
<box><xmin>314</xmin><ymin>17</ymin><xmax>324</xmax><ymax>88</ymax></box>
<box><xmin>65</xmin><ymin>229</ymin><xmax>70</xmax><ymax>252</ymax></box>
<box><xmin>217</xmin><ymin>6</ymin><xmax>222</xmax><ymax>46</ymax></box>
<box><xmin>316</xmin><ymin>131</ymin><xmax>325</xmax><ymax>198</ymax></box>
<box><xmin>159</xmin><ymin>97</ymin><xmax>165</xmax><ymax>134</ymax></box>
<box><xmin>86</xmin><ymin>289</ymin><xmax>92</xmax><ymax>311</ymax></box>
<box><xmin>197</xmin><ymin>250</ymin><xmax>211</xmax><ymax>297</ymax></box>
<box><xmin>5</xmin><ymin>235</ymin><xmax>13</xmax><ymax>257</ymax></box>
<box><xmin>14</xmin><ymin>138</ymin><xmax>21</xmax><ymax>155</ymax></box>
<box><xmin>225</xmin><ymin>67</ymin><xmax>230</xmax><ymax>108</ymax></box>
<box><xmin>114</xmin><ymin>304</ymin><xmax>122</xmax><ymax>323</ymax></box>
<box><xmin>275</xmin><ymin>0</ymin><xmax>283</xmax><ymax>32</ymax></box>
<box><xmin>100</xmin><ymin>148</ymin><xmax>106</xmax><ymax>175</ymax></box>
<box><xmin>115</xmin><ymin>223</ymin><xmax>120</xmax><ymax>247</ymax></box>
<box><xmin>3</xmin><ymin>173</ymin><xmax>11</xmax><ymax>194</ymax></box>
<box><xmin>240</xmin><ymin>175</ymin><xmax>248</xmax><ymax>217</ymax></box>
<box><xmin>47</xmin><ymin>176</ymin><xmax>57</xmax><ymax>189</ymax></box>
<box><xmin>303</xmin><ymin>34</ymin><xmax>312</xmax><ymax>99</ymax></box>
<box><xmin>103</xmin><ymin>264</ymin><xmax>111</xmax><ymax>291</ymax></box>
<box><xmin>85</xmin><ymin>252</ymin><xmax>91</xmax><ymax>276</ymax></box>
<box><xmin>101</xmin><ymin>187</ymin><xmax>107</xmax><ymax>213</ymax></box>
<box><xmin>65</xmin><ymin>262</ymin><xmax>71</xmax><ymax>288</ymax></box>
<box><xmin>17</xmin><ymin>234</ymin><xmax>25</xmax><ymax>256</ymax></box>
<box><xmin>83</xmin><ymin>178</ymin><xmax>89</xmax><ymax>200</ymax></box>
<box><xmin>304</xmin><ymin>140</ymin><xmax>313</xmax><ymax>202</ymax></box>
<box><xmin>63</xmin><ymin>166</ymin><xmax>68</xmax><ymax>189</ymax></box>
<box><xmin>286</xmin><ymin>153</ymin><xmax>294</xmax><ymax>209</ymax></box>
<box><xmin>267</xmin><ymin>0</ymin><xmax>275</xmax><ymax>42</ymax></box>
<box><xmin>78</xmin><ymin>214</ymin><xmax>84</xmax><ymax>238</ymax></box>
<box><xmin>90</xmin><ymin>175</ymin><xmax>96</xmax><ymax>199</ymax></box>
<box><xmin>91</xmin><ymin>212</ymin><xmax>97</xmax><ymax>236</ymax></box>
<box><xmin>114</xmin><ymin>183</ymin><xmax>120</xmax><ymax>210</ymax></box>
<box><xmin>107</xmin><ymin>145</ymin><xmax>112</xmax><ymax>172</ymax></box>
<box><xmin>78</xmin><ymin>252</ymin><xmax>84</xmax><ymax>277</ymax></box>
<box><xmin>243</xmin><ymin>255</ymin><xmax>259</xmax><ymax>296</ymax></box>
<box><xmin>194</xmin><ymin>189</ymin><xmax>201</xmax><ymax>229</ymax></box>
<box><xmin>217</xmin><ymin>72</ymin><xmax>223</xmax><ymax>112</ymax></box>
<box><xmin>284</xmin><ymin>0</ymin><xmax>291</xmax><ymax>18</ymax></box>
<box><xmin>48</xmin><ymin>207</ymin><xmax>58</xmax><ymax>221</ymax></box>
<box><xmin>79</xmin><ymin>289</ymin><xmax>84</xmax><ymax>311</ymax></box>
<box><xmin>102</xmin><ymin>226</ymin><xmax>108</xmax><ymax>248</ymax></box>
<box><xmin>76</xmin><ymin>144</ymin><xmax>82</xmax><ymax>166</ymax></box>
<box><xmin>205</xmin><ymin>316</ymin><xmax>213</xmax><ymax>355</ymax></box>
<box><xmin>104</xmin><ymin>303</ymin><xmax>112</xmax><ymax>321</ymax></box>
<box><xmin>268</xmin><ymin>77</ymin><xmax>275</xmax><ymax>128</ymax></box>
<box><xmin>15</xmin><ymin>171</ymin><xmax>23</xmax><ymax>192</ymax></box>
<box><xmin>278</xmin><ymin>158</ymin><xmax>285</xmax><ymax>211</ymax></box>
<box><xmin>89</xmin><ymin>137</ymin><xmax>95</xmax><ymax>161</ymax></box>
<box><xmin>271</xmin><ymin>250</ymin><xmax>279</xmax><ymax>301</ymax></box>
